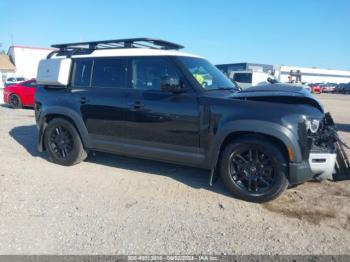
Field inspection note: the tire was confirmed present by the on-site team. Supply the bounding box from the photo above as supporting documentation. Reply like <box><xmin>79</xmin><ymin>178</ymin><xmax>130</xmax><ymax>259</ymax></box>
<box><xmin>9</xmin><ymin>94</ymin><xmax>22</xmax><ymax>109</ymax></box>
<box><xmin>219</xmin><ymin>136</ymin><xmax>289</xmax><ymax>203</ymax></box>
<box><xmin>44</xmin><ymin>118</ymin><xmax>87</xmax><ymax>166</ymax></box>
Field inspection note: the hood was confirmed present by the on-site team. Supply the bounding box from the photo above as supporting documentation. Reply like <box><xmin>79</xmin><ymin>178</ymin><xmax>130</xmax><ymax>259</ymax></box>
<box><xmin>238</xmin><ymin>83</ymin><xmax>310</xmax><ymax>96</ymax></box>
<box><xmin>234</xmin><ymin>84</ymin><xmax>323</xmax><ymax>112</ymax></box>
<box><xmin>205</xmin><ymin>83</ymin><xmax>324</xmax><ymax>112</ymax></box>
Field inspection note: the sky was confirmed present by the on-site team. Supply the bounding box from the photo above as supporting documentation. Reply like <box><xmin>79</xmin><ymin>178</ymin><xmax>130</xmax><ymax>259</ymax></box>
<box><xmin>0</xmin><ymin>0</ymin><xmax>349</xmax><ymax>70</ymax></box>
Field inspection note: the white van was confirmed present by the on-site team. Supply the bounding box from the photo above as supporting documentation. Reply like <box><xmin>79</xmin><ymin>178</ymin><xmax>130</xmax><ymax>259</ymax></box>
<box><xmin>229</xmin><ymin>70</ymin><xmax>273</xmax><ymax>89</ymax></box>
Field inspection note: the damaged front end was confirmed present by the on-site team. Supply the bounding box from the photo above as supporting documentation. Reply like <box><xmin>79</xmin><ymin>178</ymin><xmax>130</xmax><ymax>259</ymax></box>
<box><xmin>308</xmin><ymin>112</ymin><xmax>350</xmax><ymax>181</ymax></box>
<box><xmin>230</xmin><ymin>84</ymin><xmax>350</xmax><ymax>181</ymax></box>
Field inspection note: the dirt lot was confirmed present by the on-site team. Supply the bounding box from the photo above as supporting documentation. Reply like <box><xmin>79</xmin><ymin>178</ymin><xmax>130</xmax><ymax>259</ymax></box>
<box><xmin>0</xmin><ymin>92</ymin><xmax>349</xmax><ymax>254</ymax></box>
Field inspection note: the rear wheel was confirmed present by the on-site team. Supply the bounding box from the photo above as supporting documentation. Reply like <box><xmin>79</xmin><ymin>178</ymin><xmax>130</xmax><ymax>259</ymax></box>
<box><xmin>9</xmin><ymin>94</ymin><xmax>22</xmax><ymax>109</ymax></box>
<box><xmin>44</xmin><ymin>118</ymin><xmax>87</xmax><ymax>166</ymax></box>
<box><xmin>219</xmin><ymin>136</ymin><xmax>289</xmax><ymax>203</ymax></box>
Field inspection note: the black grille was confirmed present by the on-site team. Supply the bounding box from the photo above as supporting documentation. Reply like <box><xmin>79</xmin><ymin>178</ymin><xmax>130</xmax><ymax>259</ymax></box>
<box><xmin>298</xmin><ymin>121</ymin><xmax>310</xmax><ymax>160</ymax></box>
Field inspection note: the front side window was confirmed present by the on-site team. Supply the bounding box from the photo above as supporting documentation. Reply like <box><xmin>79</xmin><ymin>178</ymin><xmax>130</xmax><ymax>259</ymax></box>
<box><xmin>179</xmin><ymin>57</ymin><xmax>235</xmax><ymax>90</ymax></box>
<box><xmin>71</xmin><ymin>59</ymin><xmax>93</xmax><ymax>88</ymax></box>
<box><xmin>131</xmin><ymin>57</ymin><xmax>181</xmax><ymax>90</ymax></box>
<box><xmin>91</xmin><ymin>58</ymin><xmax>127</xmax><ymax>88</ymax></box>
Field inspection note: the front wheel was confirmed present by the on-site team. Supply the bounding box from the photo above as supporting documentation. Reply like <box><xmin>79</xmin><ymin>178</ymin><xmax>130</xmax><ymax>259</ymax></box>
<box><xmin>44</xmin><ymin>118</ymin><xmax>87</xmax><ymax>166</ymax></box>
<box><xmin>219</xmin><ymin>136</ymin><xmax>289</xmax><ymax>203</ymax></box>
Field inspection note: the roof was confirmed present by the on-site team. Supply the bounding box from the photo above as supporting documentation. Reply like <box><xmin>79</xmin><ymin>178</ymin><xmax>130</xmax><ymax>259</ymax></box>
<box><xmin>0</xmin><ymin>54</ymin><xmax>16</xmax><ymax>71</ymax></box>
<box><xmin>51</xmin><ymin>48</ymin><xmax>203</xmax><ymax>59</ymax></box>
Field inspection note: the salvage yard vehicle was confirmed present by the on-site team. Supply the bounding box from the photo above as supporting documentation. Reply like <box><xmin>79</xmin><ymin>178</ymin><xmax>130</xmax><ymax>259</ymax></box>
<box><xmin>337</xmin><ymin>83</ymin><xmax>350</xmax><ymax>94</ymax></box>
<box><xmin>3</xmin><ymin>79</ymin><xmax>37</xmax><ymax>108</ymax></box>
<box><xmin>309</xmin><ymin>83</ymin><xmax>322</xmax><ymax>94</ymax></box>
<box><xmin>320</xmin><ymin>83</ymin><xmax>337</xmax><ymax>93</ymax></box>
<box><xmin>4</xmin><ymin>76</ymin><xmax>26</xmax><ymax>87</ymax></box>
<box><xmin>34</xmin><ymin>38</ymin><xmax>350</xmax><ymax>203</ymax></box>
<box><xmin>227</xmin><ymin>70</ymin><xmax>272</xmax><ymax>89</ymax></box>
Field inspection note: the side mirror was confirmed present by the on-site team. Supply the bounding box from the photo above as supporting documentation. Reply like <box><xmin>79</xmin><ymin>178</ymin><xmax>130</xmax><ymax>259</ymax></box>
<box><xmin>160</xmin><ymin>75</ymin><xmax>187</xmax><ymax>94</ymax></box>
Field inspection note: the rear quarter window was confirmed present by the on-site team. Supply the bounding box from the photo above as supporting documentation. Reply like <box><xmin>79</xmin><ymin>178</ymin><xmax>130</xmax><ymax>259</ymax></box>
<box><xmin>71</xmin><ymin>59</ymin><xmax>93</xmax><ymax>88</ymax></box>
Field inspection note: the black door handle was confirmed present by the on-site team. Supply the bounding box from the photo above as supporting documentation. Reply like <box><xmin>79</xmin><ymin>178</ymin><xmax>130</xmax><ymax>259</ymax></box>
<box><xmin>79</xmin><ymin>97</ymin><xmax>89</xmax><ymax>104</ymax></box>
<box><xmin>128</xmin><ymin>101</ymin><xmax>144</xmax><ymax>109</ymax></box>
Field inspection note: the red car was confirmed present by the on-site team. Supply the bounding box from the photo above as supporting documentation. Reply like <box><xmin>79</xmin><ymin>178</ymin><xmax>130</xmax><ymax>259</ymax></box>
<box><xmin>3</xmin><ymin>79</ymin><xmax>37</xmax><ymax>108</ymax></box>
<box><xmin>309</xmin><ymin>83</ymin><xmax>322</xmax><ymax>94</ymax></box>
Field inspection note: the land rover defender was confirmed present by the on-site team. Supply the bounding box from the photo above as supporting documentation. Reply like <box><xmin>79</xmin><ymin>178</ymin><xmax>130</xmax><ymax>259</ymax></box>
<box><xmin>34</xmin><ymin>38</ymin><xmax>349</xmax><ymax>202</ymax></box>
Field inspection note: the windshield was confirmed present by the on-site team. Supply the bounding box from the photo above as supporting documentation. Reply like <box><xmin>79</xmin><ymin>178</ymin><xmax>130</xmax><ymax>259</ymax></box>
<box><xmin>179</xmin><ymin>57</ymin><xmax>236</xmax><ymax>90</ymax></box>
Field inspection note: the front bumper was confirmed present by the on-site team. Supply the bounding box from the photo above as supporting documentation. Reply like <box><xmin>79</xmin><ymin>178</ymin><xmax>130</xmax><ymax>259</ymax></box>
<box><xmin>289</xmin><ymin>112</ymin><xmax>350</xmax><ymax>184</ymax></box>
<box><xmin>289</xmin><ymin>161</ymin><xmax>314</xmax><ymax>185</ymax></box>
<box><xmin>309</xmin><ymin>152</ymin><xmax>337</xmax><ymax>180</ymax></box>
<box><xmin>288</xmin><ymin>152</ymin><xmax>336</xmax><ymax>185</ymax></box>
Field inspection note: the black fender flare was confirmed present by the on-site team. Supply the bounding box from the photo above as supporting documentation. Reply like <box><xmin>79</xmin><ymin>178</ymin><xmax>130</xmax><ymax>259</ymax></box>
<box><xmin>37</xmin><ymin>106</ymin><xmax>91</xmax><ymax>151</ymax></box>
<box><xmin>207</xmin><ymin>120</ymin><xmax>303</xmax><ymax>169</ymax></box>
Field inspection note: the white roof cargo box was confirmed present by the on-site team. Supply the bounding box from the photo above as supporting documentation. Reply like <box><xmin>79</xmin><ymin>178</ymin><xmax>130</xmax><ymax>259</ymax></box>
<box><xmin>37</xmin><ymin>58</ymin><xmax>72</xmax><ymax>86</ymax></box>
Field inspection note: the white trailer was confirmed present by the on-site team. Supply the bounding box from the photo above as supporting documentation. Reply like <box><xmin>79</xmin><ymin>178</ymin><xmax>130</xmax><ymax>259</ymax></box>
<box><xmin>275</xmin><ymin>65</ymin><xmax>350</xmax><ymax>84</ymax></box>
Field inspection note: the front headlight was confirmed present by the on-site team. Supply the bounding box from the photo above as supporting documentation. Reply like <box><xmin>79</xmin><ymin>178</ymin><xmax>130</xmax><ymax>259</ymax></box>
<box><xmin>306</xmin><ymin>119</ymin><xmax>321</xmax><ymax>133</ymax></box>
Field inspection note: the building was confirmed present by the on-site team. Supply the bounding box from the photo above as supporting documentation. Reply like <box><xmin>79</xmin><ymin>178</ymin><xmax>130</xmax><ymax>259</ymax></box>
<box><xmin>216</xmin><ymin>62</ymin><xmax>274</xmax><ymax>76</ymax></box>
<box><xmin>217</xmin><ymin>62</ymin><xmax>350</xmax><ymax>84</ymax></box>
<box><xmin>7</xmin><ymin>45</ymin><xmax>55</xmax><ymax>80</ymax></box>
<box><xmin>276</xmin><ymin>65</ymin><xmax>350</xmax><ymax>84</ymax></box>
<box><xmin>0</xmin><ymin>54</ymin><xmax>16</xmax><ymax>88</ymax></box>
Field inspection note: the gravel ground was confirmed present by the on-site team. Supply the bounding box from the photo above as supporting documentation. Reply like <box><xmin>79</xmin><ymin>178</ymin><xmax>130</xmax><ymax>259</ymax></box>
<box><xmin>0</xmin><ymin>91</ymin><xmax>349</xmax><ymax>255</ymax></box>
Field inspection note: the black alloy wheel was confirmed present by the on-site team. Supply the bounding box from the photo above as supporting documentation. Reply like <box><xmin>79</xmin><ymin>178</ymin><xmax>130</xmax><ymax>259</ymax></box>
<box><xmin>44</xmin><ymin>118</ymin><xmax>87</xmax><ymax>166</ymax></box>
<box><xmin>228</xmin><ymin>147</ymin><xmax>275</xmax><ymax>194</ymax></box>
<box><xmin>48</xmin><ymin>126</ymin><xmax>74</xmax><ymax>160</ymax></box>
<box><xmin>219</xmin><ymin>136</ymin><xmax>288</xmax><ymax>203</ymax></box>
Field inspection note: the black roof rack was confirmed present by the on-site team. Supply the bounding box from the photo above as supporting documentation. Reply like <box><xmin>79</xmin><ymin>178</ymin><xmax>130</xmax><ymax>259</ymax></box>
<box><xmin>51</xmin><ymin>38</ymin><xmax>184</xmax><ymax>51</ymax></box>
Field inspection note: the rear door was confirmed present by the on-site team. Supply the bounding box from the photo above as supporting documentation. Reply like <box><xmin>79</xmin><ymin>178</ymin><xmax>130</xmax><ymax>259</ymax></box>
<box><xmin>69</xmin><ymin>58</ymin><xmax>130</xmax><ymax>149</ymax></box>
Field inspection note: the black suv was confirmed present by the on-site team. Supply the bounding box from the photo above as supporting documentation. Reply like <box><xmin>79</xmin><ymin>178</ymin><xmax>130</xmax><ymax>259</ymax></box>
<box><xmin>35</xmin><ymin>38</ymin><xmax>345</xmax><ymax>202</ymax></box>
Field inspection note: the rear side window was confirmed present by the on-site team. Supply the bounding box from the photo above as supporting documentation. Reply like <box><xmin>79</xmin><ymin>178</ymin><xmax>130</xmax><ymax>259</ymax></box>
<box><xmin>71</xmin><ymin>59</ymin><xmax>93</xmax><ymax>88</ymax></box>
<box><xmin>91</xmin><ymin>58</ymin><xmax>127</xmax><ymax>88</ymax></box>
